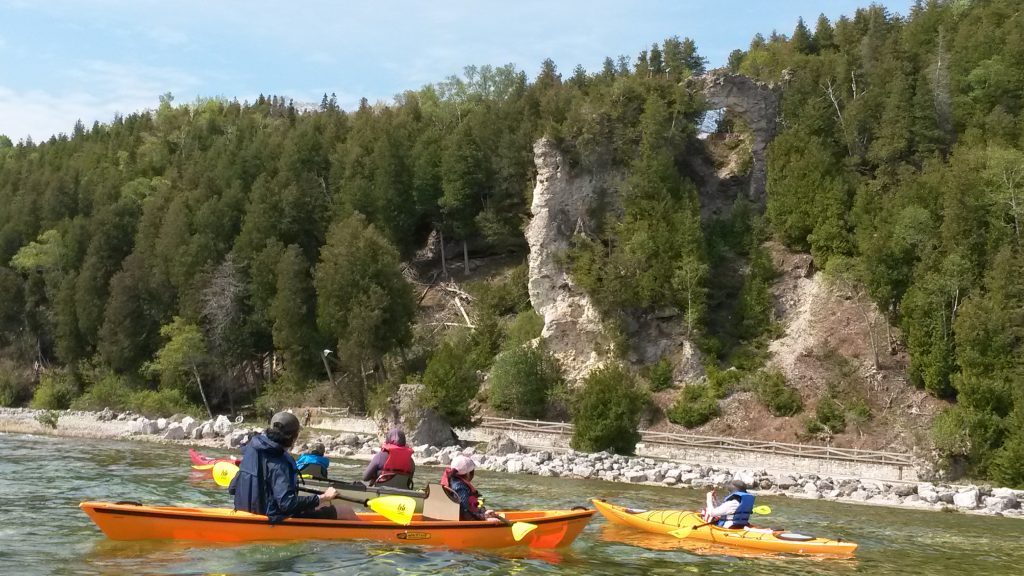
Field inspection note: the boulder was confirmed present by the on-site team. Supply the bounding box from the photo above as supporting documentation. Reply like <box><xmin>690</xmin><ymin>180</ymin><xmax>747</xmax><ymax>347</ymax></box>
<box><xmin>775</xmin><ymin>475</ymin><xmax>797</xmax><ymax>490</ymax></box>
<box><xmin>538</xmin><ymin>466</ymin><xmax>556</xmax><ymax>477</ymax></box>
<box><xmin>663</xmin><ymin>477</ymin><xmax>678</xmax><ymax>486</ymax></box>
<box><xmin>406</xmin><ymin>407</ymin><xmax>458</xmax><ymax>447</ymax></box>
<box><xmin>339</xmin><ymin>433</ymin><xmax>360</xmax><ymax>447</ymax></box>
<box><xmin>163</xmin><ymin>423</ymin><xmax>186</xmax><ymax>440</ymax></box>
<box><xmin>803</xmin><ymin>483</ymin><xmax>822</xmax><ymax>499</ymax></box>
<box><xmin>893</xmin><ymin>483</ymin><xmax>917</xmax><ymax>498</ymax></box>
<box><xmin>190</xmin><ymin>426</ymin><xmax>204</xmax><ymax>440</ymax></box>
<box><xmin>571</xmin><ymin>465</ymin><xmax>595</xmax><ymax>479</ymax></box>
<box><xmin>506</xmin><ymin>459</ymin><xmax>524</xmax><ymax>474</ymax></box>
<box><xmin>991</xmin><ymin>488</ymin><xmax>1018</xmax><ymax>508</ymax></box>
<box><xmin>97</xmin><ymin>407</ymin><xmax>115</xmax><ymax>421</ymax></box>
<box><xmin>627</xmin><ymin>471</ymin><xmax>648</xmax><ymax>483</ymax></box>
<box><xmin>180</xmin><ymin>416</ymin><xmax>199</xmax><ymax>436</ymax></box>
<box><xmin>212</xmin><ymin>415</ymin><xmax>233</xmax><ymax>437</ymax></box>
<box><xmin>227</xmin><ymin>430</ymin><xmax>249</xmax><ymax>448</ymax></box>
<box><xmin>156</xmin><ymin>418</ymin><xmax>168</xmax><ymax>431</ymax></box>
<box><xmin>488</xmin><ymin>433</ymin><xmax>523</xmax><ymax>455</ymax></box>
<box><xmin>140</xmin><ymin>419</ymin><xmax>160</xmax><ymax>435</ymax></box>
<box><xmin>953</xmin><ymin>488</ymin><xmax>980</xmax><ymax>509</ymax></box>
<box><xmin>983</xmin><ymin>496</ymin><xmax>1013</xmax><ymax>512</ymax></box>
<box><xmin>918</xmin><ymin>483</ymin><xmax>939</xmax><ymax>504</ymax></box>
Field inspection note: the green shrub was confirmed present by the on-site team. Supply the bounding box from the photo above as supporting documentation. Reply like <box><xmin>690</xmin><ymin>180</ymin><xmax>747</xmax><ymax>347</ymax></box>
<box><xmin>469</xmin><ymin>264</ymin><xmax>530</xmax><ymax>317</ymax></box>
<box><xmin>645</xmin><ymin>358</ymin><xmax>674</xmax><ymax>392</ymax></box>
<box><xmin>503</xmin><ymin>309</ymin><xmax>544</xmax><ymax>350</ymax></box>
<box><xmin>0</xmin><ymin>359</ymin><xmax>33</xmax><ymax>407</ymax></box>
<box><xmin>571</xmin><ymin>363</ymin><xmax>647</xmax><ymax>454</ymax></box>
<box><xmin>127</xmin><ymin>388</ymin><xmax>197</xmax><ymax>418</ymax></box>
<box><xmin>990</xmin><ymin>420</ymin><xmax>1024</xmax><ymax>489</ymax></box>
<box><xmin>30</xmin><ymin>371</ymin><xmax>79</xmax><ymax>410</ymax></box>
<box><xmin>488</xmin><ymin>346</ymin><xmax>564</xmax><ymax>419</ymax></box>
<box><xmin>706</xmin><ymin>365</ymin><xmax>745</xmax><ymax>399</ymax></box>
<box><xmin>35</xmin><ymin>410</ymin><xmax>59</xmax><ymax>429</ymax></box>
<box><xmin>421</xmin><ymin>338</ymin><xmax>480</xmax><ymax>428</ymax></box>
<box><xmin>71</xmin><ymin>372</ymin><xmax>133</xmax><ymax>411</ymax></box>
<box><xmin>667</xmin><ymin>383</ymin><xmax>719</xmax><ymax>428</ymax></box>
<box><xmin>806</xmin><ymin>396</ymin><xmax>846</xmax><ymax>434</ymax></box>
<box><xmin>752</xmin><ymin>368</ymin><xmax>802</xmax><ymax>416</ymax></box>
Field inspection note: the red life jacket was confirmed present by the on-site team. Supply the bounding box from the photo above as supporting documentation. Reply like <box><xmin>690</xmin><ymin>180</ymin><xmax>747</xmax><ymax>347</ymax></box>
<box><xmin>374</xmin><ymin>443</ymin><xmax>414</xmax><ymax>485</ymax></box>
<box><xmin>440</xmin><ymin>467</ymin><xmax>480</xmax><ymax>514</ymax></box>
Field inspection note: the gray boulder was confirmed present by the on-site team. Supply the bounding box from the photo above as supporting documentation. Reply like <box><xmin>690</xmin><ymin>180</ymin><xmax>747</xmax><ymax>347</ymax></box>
<box><xmin>893</xmin><ymin>483</ymin><xmax>918</xmax><ymax>497</ymax></box>
<box><xmin>991</xmin><ymin>488</ymin><xmax>1018</xmax><ymax>508</ymax></box>
<box><xmin>97</xmin><ymin>407</ymin><xmax>115</xmax><ymax>421</ymax></box>
<box><xmin>163</xmin><ymin>423</ymin><xmax>186</xmax><ymax>440</ymax></box>
<box><xmin>406</xmin><ymin>407</ymin><xmax>458</xmax><ymax>447</ymax></box>
<box><xmin>190</xmin><ymin>426</ymin><xmax>204</xmax><ymax>440</ymax></box>
<box><xmin>571</xmin><ymin>465</ymin><xmax>595</xmax><ymax>479</ymax></box>
<box><xmin>180</xmin><ymin>416</ymin><xmax>199</xmax><ymax>436</ymax></box>
<box><xmin>140</xmin><ymin>419</ymin><xmax>160</xmax><ymax>435</ymax></box>
<box><xmin>953</xmin><ymin>488</ymin><xmax>980</xmax><ymax>509</ymax></box>
<box><xmin>156</xmin><ymin>418</ymin><xmax>168</xmax><ymax>431</ymax></box>
<box><xmin>212</xmin><ymin>415</ymin><xmax>233</xmax><ymax>437</ymax></box>
<box><xmin>488</xmin><ymin>433</ymin><xmax>523</xmax><ymax>455</ymax></box>
<box><xmin>983</xmin><ymin>495</ymin><xmax>1014</xmax><ymax>512</ymax></box>
<box><xmin>775</xmin><ymin>475</ymin><xmax>797</xmax><ymax>490</ymax></box>
<box><xmin>506</xmin><ymin>459</ymin><xmax>524</xmax><ymax>474</ymax></box>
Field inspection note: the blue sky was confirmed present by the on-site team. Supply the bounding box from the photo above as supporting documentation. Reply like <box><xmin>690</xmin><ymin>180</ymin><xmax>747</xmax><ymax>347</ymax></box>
<box><xmin>0</xmin><ymin>0</ymin><xmax>910</xmax><ymax>142</ymax></box>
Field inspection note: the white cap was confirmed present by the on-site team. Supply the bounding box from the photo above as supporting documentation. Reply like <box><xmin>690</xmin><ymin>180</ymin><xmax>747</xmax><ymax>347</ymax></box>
<box><xmin>451</xmin><ymin>454</ymin><xmax>476</xmax><ymax>475</ymax></box>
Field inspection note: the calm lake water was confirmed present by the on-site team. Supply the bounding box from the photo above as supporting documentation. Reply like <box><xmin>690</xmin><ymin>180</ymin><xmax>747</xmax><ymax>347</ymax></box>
<box><xmin>1</xmin><ymin>432</ymin><xmax>1020</xmax><ymax>575</ymax></box>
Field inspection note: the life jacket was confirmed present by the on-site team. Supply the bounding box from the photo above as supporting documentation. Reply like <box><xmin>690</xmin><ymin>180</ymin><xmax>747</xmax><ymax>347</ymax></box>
<box><xmin>440</xmin><ymin>467</ymin><xmax>480</xmax><ymax>516</ymax></box>
<box><xmin>716</xmin><ymin>491</ymin><xmax>755</xmax><ymax>528</ymax></box>
<box><xmin>374</xmin><ymin>443</ymin><xmax>414</xmax><ymax>487</ymax></box>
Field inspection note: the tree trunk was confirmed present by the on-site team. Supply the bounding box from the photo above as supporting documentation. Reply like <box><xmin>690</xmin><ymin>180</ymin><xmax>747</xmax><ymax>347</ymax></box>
<box><xmin>191</xmin><ymin>363</ymin><xmax>214</xmax><ymax>419</ymax></box>
<box><xmin>440</xmin><ymin>230</ymin><xmax>448</xmax><ymax>278</ymax></box>
<box><xmin>463</xmin><ymin>239</ymin><xmax>470</xmax><ymax>276</ymax></box>
<box><xmin>861</xmin><ymin>309</ymin><xmax>880</xmax><ymax>370</ymax></box>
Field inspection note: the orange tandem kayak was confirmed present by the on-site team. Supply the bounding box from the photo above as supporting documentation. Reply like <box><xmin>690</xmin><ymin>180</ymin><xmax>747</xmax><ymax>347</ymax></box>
<box><xmin>80</xmin><ymin>501</ymin><xmax>594</xmax><ymax>549</ymax></box>
<box><xmin>592</xmin><ymin>499</ymin><xmax>857</xmax><ymax>555</ymax></box>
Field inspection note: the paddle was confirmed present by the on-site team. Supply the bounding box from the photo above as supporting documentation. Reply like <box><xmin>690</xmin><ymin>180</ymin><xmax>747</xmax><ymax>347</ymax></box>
<box><xmin>211</xmin><ymin>461</ymin><xmax>416</xmax><ymax>525</ymax></box>
<box><xmin>493</xmin><ymin>514</ymin><xmax>539</xmax><ymax>542</ymax></box>
<box><xmin>668</xmin><ymin>505</ymin><xmax>773</xmax><ymax>539</ymax></box>
<box><xmin>477</xmin><ymin>498</ymin><xmax>538</xmax><ymax>542</ymax></box>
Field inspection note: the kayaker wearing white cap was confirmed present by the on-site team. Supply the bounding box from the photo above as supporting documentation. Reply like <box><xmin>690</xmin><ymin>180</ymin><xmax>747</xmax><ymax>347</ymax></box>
<box><xmin>702</xmin><ymin>478</ymin><xmax>755</xmax><ymax>528</ymax></box>
<box><xmin>440</xmin><ymin>454</ymin><xmax>502</xmax><ymax>522</ymax></box>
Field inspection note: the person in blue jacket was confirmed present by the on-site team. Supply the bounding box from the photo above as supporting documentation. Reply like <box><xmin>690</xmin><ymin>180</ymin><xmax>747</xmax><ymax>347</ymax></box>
<box><xmin>702</xmin><ymin>479</ymin><xmax>755</xmax><ymax>528</ymax></box>
<box><xmin>295</xmin><ymin>442</ymin><xmax>330</xmax><ymax>477</ymax></box>
<box><xmin>229</xmin><ymin>411</ymin><xmax>342</xmax><ymax>522</ymax></box>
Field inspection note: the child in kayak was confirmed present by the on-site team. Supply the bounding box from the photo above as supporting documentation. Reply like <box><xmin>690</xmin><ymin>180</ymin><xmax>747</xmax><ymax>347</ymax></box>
<box><xmin>295</xmin><ymin>443</ymin><xmax>330</xmax><ymax>479</ymax></box>
<box><xmin>440</xmin><ymin>455</ymin><xmax>502</xmax><ymax>522</ymax></box>
<box><xmin>702</xmin><ymin>479</ymin><xmax>755</xmax><ymax>528</ymax></box>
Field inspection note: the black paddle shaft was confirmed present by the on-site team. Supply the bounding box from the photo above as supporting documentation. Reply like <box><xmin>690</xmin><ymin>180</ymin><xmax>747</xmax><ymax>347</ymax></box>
<box><xmin>297</xmin><ymin>486</ymin><xmax>369</xmax><ymax>507</ymax></box>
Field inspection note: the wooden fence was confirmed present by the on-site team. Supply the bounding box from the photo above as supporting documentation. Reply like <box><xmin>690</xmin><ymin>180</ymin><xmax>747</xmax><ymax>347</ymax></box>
<box><xmin>476</xmin><ymin>416</ymin><xmax>914</xmax><ymax>467</ymax></box>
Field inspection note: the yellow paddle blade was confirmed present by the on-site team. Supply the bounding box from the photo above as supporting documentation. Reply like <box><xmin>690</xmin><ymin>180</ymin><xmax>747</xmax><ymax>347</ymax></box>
<box><xmin>212</xmin><ymin>461</ymin><xmax>240</xmax><ymax>487</ymax></box>
<box><xmin>669</xmin><ymin>526</ymin><xmax>694</xmax><ymax>539</ymax></box>
<box><xmin>510</xmin><ymin>522</ymin><xmax>538</xmax><ymax>542</ymax></box>
<box><xmin>366</xmin><ymin>495</ymin><xmax>417</xmax><ymax>525</ymax></box>
<box><xmin>753</xmin><ymin>505</ymin><xmax>772</xmax><ymax>515</ymax></box>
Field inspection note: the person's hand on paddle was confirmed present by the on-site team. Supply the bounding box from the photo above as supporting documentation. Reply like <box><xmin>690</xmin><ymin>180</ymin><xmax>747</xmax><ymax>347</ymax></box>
<box><xmin>319</xmin><ymin>487</ymin><xmax>338</xmax><ymax>503</ymax></box>
<box><xmin>484</xmin><ymin>510</ymin><xmax>504</xmax><ymax>523</ymax></box>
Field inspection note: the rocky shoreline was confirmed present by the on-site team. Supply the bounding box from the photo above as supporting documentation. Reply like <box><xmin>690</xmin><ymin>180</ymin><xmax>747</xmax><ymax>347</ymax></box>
<box><xmin>4</xmin><ymin>407</ymin><xmax>1021</xmax><ymax>519</ymax></box>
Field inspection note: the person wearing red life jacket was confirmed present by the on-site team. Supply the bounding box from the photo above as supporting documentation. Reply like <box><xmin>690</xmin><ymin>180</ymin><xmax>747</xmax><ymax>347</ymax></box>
<box><xmin>440</xmin><ymin>455</ymin><xmax>502</xmax><ymax>522</ymax></box>
<box><xmin>361</xmin><ymin>427</ymin><xmax>416</xmax><ymax>488</ymax></box>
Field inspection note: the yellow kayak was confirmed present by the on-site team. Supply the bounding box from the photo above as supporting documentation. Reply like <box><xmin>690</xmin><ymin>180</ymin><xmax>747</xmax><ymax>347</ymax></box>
<box><xmin>591</xmin><ymin>499</ymin><xmax>857</xmax><ymax>556</ymax></box>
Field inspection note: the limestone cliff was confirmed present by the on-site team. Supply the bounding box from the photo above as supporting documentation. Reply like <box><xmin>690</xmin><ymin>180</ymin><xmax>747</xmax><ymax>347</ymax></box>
<box><xmin>525</xmin><ymin>137</ymin><xmax>610</xmax><ymax>382</ymax></box>
<box><xmin>525</xmin><ymin>138</ymin><xmax>702</xmax><ymax>384</ymax></box>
